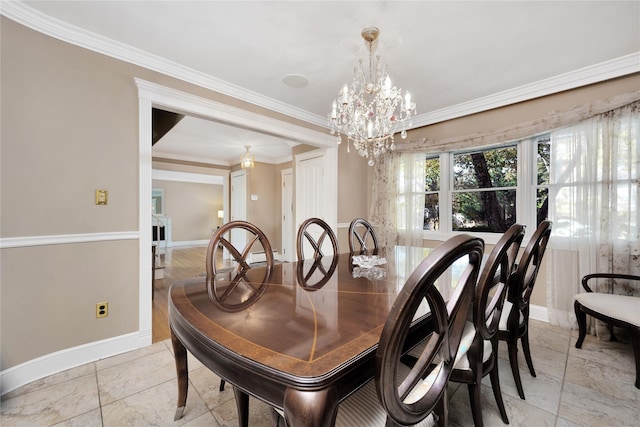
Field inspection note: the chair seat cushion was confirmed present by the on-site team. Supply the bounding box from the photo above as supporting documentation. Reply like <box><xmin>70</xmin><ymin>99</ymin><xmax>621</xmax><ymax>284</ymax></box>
<box><xmin>453</xmin><ymin>321</ymin><xmax>492</xmax><ymax>371</ymax></box>
<box><xmin>335</xmin><ymin>375</ymin><xmax>436</xmax><ymax>427</ymax></box>
<box><xmin>498</xmin><ymin>300</ymin><xmax>525</xmax><ymax>331</ymax></box>
<box><xmin>574</xmin><ymin>293</ymin><xmax>640</xmax><ymax>327</ymax></box>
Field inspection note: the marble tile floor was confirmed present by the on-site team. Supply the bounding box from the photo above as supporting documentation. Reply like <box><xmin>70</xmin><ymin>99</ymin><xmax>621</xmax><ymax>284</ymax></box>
<box><xmin>2</xmin><ymin>319</ymin><xmax>638</xmax><ymax>427</ymax></box>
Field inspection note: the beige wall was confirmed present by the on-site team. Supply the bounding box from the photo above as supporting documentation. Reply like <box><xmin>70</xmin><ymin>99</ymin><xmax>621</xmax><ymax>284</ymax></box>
<box><xmin>246</xmin><ymin>162</ymin><xmax>279</xmax><ymax>250</ymax></box>
<box><xmin>0</xmin><ymin>241</ymin><xmax>139</xmax><ymax>369</ymax></box>
<box><xmin>2</xmin><ymin>18</ymin><xmax>144</xmax><ymax>369</ymax></box>
<box><xmin>152</xmin><ymin>180</ymin><xmax>223</xmax><ymax>242</ymax></box>
<box><xmin>273</xmin><ymin>161</ymin><xmax>293</xmax><ymax>252</ymax></box>
<box><xmin>337</xmin><ymin>140</ymin><xmax>371</xmax><ymax>251</ymax></box>
<box><xmin>0</xmin><ymin>17</ymin><xmax>336</xmax><ymax>371</ymax></box>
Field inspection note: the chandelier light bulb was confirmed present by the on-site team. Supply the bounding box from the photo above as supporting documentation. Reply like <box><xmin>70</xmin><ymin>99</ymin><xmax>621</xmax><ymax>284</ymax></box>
<box><xmin>328</xmin><ymin>27</ymin><xmax>415</xmax><ymax>166</ymax></box>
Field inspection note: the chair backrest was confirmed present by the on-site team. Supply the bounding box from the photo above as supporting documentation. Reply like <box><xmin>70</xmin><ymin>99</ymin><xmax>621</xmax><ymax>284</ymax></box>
<box><xmin>375</xmin><ymin>234</ymin><xmax>484</xmax><ymax>426</ymax></box>
<box><xmin>206</xmin><ymin>221</ymin><xmax>274</xmax><ymax>309</ymax></box>
<box><xmin>509</xmin><ymin>220</ymin><xmax>552</xmax><ymax>312</ymax></box>
<box><xmin>296</xmin><ymin>217</ymin><xmax>339</xmax><ymax>261</ymax></box>
<box><xmin>348</xmin><ymin>218</ymin><xmax>380</xmax><ymax>255</ymax></box>
<box><xmin>475</xmin><ymin>224</ymin><xmax>526</xmax><ymax>340</ymax></box>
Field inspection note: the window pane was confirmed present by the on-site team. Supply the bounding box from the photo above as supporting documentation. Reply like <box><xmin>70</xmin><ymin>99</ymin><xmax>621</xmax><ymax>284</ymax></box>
<box><xmin>423</xmin><ymin>194</ymin><xmax>439</xmax><ymax>230</ymax></box>
<box><xmin>425</xmin><ymin>156</ymin><xmax>440</xmax><ymax>191</ymax></box>
<box><xmin>536</xmin><ymin>188</ymin><xmax>548</xmax><ymax>225</ymax></box>
<box><xmin>452</xmin><ymin>190</ymin><xmax>516</xmax><ymax>232</ymax></box>
<box><xmin>537</xmin><ymin>138</ymin><xmax>550</xmax><ymax>185</ymax></box>
<box><xmin>453</xmin><ymin>146</ymin><xmax>517</xmax><ymax>190</ymax></box>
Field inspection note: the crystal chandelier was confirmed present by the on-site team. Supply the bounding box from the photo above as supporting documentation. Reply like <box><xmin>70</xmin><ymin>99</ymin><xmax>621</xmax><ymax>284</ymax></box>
<box><xmin>328</xmin><ymin>27</ymin><xmax>416</xmax><ymax>166</ymax></box>
<box><xmin>240</xmin><ymin>145</ymin><xmax>254</xmax><ymax>169</ymax></box>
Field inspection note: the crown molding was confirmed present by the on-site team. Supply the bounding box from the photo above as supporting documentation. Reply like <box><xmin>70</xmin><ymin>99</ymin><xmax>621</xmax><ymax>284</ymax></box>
<box><xmin>3</xmin><ymin>2</ymin><xmax>638</xmax><ymax>131</ymax></box>
<box><xmin>412</xmin><ymin>52</ymin><xmax>640</xmax><ymax>127</ymax></box>
<box><xmin>1</xmin><ymin>1</ymin><xmax>326</xmax><ymax>127</ymax></box>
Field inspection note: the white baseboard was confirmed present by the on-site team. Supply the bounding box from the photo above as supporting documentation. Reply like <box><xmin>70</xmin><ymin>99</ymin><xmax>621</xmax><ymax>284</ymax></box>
<box><xmin>170</xmin><ymin>239</ymin><xmax>209</xmax><ymax>247</ymax></box>
<box><xmin>1</xmin><ymin>330</ymin><xmax>151</xmax><ymax>396</ymax></box>
<box><xmin>529</xmin><ymin>303</ymin><xmax>549</xmax><ymax>323</ymax></box>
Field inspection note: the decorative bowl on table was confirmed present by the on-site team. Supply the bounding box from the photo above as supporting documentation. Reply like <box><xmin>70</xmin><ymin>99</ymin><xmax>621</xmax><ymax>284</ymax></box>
<box><xmin>352</xmin><ymin>255</ymin><xmax>387</xmax><ymax>269</ymax></box>
<box><xmin>352</xmin><ymin>266</ymin><xmax>387</xmax><ymax>280</ymax></box>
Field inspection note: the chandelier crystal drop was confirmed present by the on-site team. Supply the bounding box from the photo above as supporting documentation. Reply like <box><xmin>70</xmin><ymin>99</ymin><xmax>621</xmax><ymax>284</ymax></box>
<box><xmin>328</xmin><ymin>27</ymin><xmax>416</xmax><ymax>166</ymax></box>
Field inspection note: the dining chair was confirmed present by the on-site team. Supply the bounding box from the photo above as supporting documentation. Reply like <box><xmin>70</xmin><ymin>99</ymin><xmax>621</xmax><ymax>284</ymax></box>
<box><xmin>497</xmin><ymin>220</ymin><xmax>552</xmax><ymax>399</ymax></box>
<box><xmin>296</xmin><ymin>217</ymin><xmax>339</xmax><ymax>261</ymax></box>
<box><xmin>205</xmin><ymin>220</ymin><xmax>275</xmax><ymax>392</ymax></box>
<box><xmin>348</xmin><ymin>217</ymin><xmax>380</xmax><ymax>255</ymax></box>
<box><xmin>574</xmin><ymin>273</ymin><xmax>640</xmax><ymax>389</ymax></box>
<box><xmin>333</xmin><ymin>234</ymin><xmax>484</xmax><ymax>427</ymax></box>
<box><xmin>448</xmin><ymin>223</ymin><xmax>526</xmax><ymax>426</ymax></box>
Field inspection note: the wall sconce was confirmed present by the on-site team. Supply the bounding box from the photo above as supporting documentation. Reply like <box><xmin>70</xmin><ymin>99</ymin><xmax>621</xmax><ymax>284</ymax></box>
<box><xmin>217</xmin><ymin>210</ymin><xmax>224</xmax><ymax>219</ymax></box>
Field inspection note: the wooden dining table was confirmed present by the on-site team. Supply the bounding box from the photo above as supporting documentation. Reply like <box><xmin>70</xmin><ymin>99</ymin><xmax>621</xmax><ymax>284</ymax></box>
<box><xmin>169</xmin><ymin>245</ymin><xmax>461</xmax><ymax>427</ymax></box>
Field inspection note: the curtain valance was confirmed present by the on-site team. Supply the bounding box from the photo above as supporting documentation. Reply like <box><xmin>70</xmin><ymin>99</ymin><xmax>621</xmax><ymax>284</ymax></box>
<box><xmin>394</xmin><ymin>90</ymin><xmax>640</xmax><ymax>154</ymax></box>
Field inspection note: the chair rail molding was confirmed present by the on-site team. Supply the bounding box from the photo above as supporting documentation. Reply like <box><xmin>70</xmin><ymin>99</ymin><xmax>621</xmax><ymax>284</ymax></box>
<box><xmin>0</xmin><ymin>231</ymin><xmax>139</xmax><ymax>249</ymax></box>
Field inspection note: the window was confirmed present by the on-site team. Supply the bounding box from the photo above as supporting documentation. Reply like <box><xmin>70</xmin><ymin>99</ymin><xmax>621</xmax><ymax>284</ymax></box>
<box><xmin>451</xmin><ymin>145</ymin><xmax>517</xmax><ymax>233</ymax></box>
<box><xmin>414</xmin><ymin>135</ymin><xmax>549</xmax><ymax>238</ymax></box>
<box><xmin>423</xmin><ymin>156</ymin><xmax>440</xmax><ymax>230</ymax></box>
<box><xmin>535</xmin><ymin>136</ymin><xmax>550</xmax><ymax>225</ymax></box>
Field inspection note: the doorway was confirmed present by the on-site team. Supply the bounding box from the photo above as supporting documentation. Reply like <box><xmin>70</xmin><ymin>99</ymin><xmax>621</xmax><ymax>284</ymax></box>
<box><xmin>136</xmin><ymin>78</ymin><xmax>335</xmax><ymax>343</ymax></box>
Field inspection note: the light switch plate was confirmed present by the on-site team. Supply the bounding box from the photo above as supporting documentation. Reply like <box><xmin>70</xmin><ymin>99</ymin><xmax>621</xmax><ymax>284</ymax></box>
<box><xmin>96</xmin><ymin>189</ymin><xmax>108</xmax><ymax>205</ymax></box>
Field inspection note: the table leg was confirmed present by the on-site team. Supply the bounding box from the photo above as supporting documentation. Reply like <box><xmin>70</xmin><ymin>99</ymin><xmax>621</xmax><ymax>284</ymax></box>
<box><xmin>171</xmin><ymin>329</ymin><xmax>188</xmax><ymax>421</ymax></box>
<box><xmin>283</xmin><ymin>387</ymin><xmax>337</xmax><ymax>427</ymax></box>
<box><xmin>233</xmin><ymin>386</ymin><xmax>249</xmax><ymax>427</ymax></box>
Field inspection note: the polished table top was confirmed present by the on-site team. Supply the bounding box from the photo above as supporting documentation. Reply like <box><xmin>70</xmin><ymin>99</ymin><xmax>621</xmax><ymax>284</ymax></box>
<box><xmin>169</xmin><ymin>245</ymin><xmax>463</xmax><ymax>426</ymax></box>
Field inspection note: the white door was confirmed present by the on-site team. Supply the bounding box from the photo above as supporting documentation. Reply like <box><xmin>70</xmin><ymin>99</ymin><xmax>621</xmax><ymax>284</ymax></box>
<box><xmin>230</xmin><ymin>170</ymin><xmax>247</xmax><ymax>253</ymax></box>
<box><xmin>296</xmin><ymin>154</ymin><xmax>334</xmax><ymax>258</ymax></box>
<box><xmin>281</xmin><ymin>169</ymin><xmax>294</xmax><ymax>262</ymax></box>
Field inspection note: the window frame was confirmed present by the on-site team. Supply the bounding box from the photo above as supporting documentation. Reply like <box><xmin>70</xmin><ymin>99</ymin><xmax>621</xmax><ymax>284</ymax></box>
<box><xmin>411</xmin><ymin>135</ymin><xmax>548</xmax><ymax>245</ymax></box>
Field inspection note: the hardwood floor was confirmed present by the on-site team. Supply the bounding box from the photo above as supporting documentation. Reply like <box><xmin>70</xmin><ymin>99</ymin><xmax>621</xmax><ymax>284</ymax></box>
<box><xmin>152</xmin><ymin>245</ymin><xmax>229</xmax><ymax>343</ymax></box>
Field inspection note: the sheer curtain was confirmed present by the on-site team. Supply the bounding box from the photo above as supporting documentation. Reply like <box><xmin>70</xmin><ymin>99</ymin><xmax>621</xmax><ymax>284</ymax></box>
<box><xmin>547</xmin><ymin>101</ymin><xmax>639</xmax><ymax>333</ymax></box>
<box><xmin>370</xmin><ymin>151</ymin><xmax>425</xmax><ymax>248</ymax></box>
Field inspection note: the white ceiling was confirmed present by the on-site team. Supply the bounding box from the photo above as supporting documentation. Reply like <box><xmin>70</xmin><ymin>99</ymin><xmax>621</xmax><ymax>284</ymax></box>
<box><xmin>5</xmin><ymin>1</ymin><xmax>640</xmax><ymax>166</ymax></box>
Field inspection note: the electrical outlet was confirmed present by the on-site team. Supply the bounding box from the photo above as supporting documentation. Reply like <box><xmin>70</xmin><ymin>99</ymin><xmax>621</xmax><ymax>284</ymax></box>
<box><xmin>96</xmin><ymin>302</ymin><xmax>108</xmax><ymax>318</ymax></box>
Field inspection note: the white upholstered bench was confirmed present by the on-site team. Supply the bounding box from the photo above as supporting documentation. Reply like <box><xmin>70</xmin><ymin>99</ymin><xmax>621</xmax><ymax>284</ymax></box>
<box><xmin>574</xmin><ymin>273</ymin><xmax>640</xmax><ymax>389</ymax></box>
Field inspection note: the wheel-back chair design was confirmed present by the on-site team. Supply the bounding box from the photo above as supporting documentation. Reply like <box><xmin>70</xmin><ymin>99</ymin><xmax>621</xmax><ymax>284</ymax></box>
<box><xmin>296</xmin><ymin>217</ymin><xmax>339</xmax><ymax>261</ymax></box>
<box><xmin>574</xmin><ymin>273</ymin><xmax>640</xmax><ymax>389</ymax></box>
<box><xmin>348</xmin><ymin>217</ymin><xmax>380</xmax><ymax>255</ymax></box>
<box><xmin>449</xmin><ymin>223</ymin><xmax>526</xmax><ymax>426</ymax></box>
<box><xmin>205</xmin><ymin>220</ymin><xmax>274</xmax><ymax>393</ymax></box>
<box><xmin>333</xmin><ymin>234</ymin><xmax>484</xmax><ymax>427</ymax></box>
<box><xmin>497</xmin><ymin>220</ymin><xmax>552</xmax><ymax>399</ymax></box>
